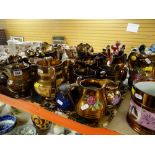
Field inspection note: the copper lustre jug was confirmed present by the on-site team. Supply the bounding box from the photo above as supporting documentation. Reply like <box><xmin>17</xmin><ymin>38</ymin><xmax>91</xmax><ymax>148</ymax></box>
<box><xmin>75</xmin><ymin>79</ymin><xmax>121</xmax><ymax>119</ymax></box>
<box><xmin>1</xmin><ymin>62</ymin><xmax>31</xmax><ymax>98</ymax></box>
<box><xmin>34</xmin><ymin>57</ymin><xmax>56</xmax><ymax>100</ymax></box>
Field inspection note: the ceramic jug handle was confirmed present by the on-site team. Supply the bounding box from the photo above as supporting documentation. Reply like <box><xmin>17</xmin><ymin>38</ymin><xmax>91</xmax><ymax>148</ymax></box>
<box><xmin>0</xmin><ymin>72</ymin><xmax>8</xmax><ymax>86</ymax></box>
<box><xmin>1</xmin><ymin>70</ymin><xmax>10</xmax><ymax>81</ymax></box>
<box><xmin>67</xmin><ymin>83</ymin><xmax>79</xmax><ymax>105</ymax></box>
<box><xmin>69</xmin><ymin>83</ymin><xmax>79</xmax><ymax>91</ymax></box>
<box><xmin>104</xmin><ymin>81</ymin><xmax>112</xmax><ymax>105</ymax></box>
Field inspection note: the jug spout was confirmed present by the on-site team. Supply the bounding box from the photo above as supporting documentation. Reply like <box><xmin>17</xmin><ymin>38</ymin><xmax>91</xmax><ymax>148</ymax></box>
<box><xmin>98</xmin><ymin>79</ymin><xmax>113</xmax><ymax>87</ymax></box>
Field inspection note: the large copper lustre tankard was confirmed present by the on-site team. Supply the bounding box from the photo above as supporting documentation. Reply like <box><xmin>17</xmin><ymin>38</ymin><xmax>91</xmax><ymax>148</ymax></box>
<box><xmin>127</xmin><ymin>77</ymin><xmax>155</xmax><ymax>134</ymax></box>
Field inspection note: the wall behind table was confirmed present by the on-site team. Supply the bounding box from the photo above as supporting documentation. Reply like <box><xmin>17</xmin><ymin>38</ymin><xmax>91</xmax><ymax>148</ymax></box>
<box><xmin>0</xmin><ymin>20</ymin><xmax>5</xmax><ymax>29</ymax></box>
<box><xmin>0</xmin><ymin>19</ymin><xmax>155</xmax><ymax>53</ymax></box>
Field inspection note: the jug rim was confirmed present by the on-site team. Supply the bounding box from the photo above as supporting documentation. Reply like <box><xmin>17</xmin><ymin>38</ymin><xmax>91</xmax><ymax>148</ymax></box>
<box><xmin>6</xmin><ymin>63</ymin><xmax>29</xmax><ymax>70</ymax></box>
<box><xmin>37</xmin><ymin>58</ymin><xmax>63</xmax><ymax>67</ymax></box>
<box><xmin>79</xmin><ymin>78</ymin><xmax>107</xmax><ymax>90</ymax></box>
<box><xmin>134</xmin><ymin>80</ymin><xmax>155</xmax><ymax>97</ymax></box>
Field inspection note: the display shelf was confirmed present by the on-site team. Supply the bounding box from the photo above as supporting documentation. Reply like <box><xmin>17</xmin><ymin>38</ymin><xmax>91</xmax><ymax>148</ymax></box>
<box><xmin>0</xmin><ymin>94</ymin><xmax>121</xmax><ymax>135</ymax></box>
<box><xmin>106</xmin><ymin>91</ymin><xmax>138</xmax><ymax>135</ymax></box>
